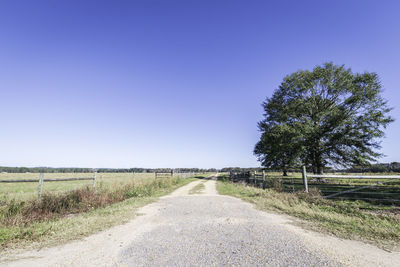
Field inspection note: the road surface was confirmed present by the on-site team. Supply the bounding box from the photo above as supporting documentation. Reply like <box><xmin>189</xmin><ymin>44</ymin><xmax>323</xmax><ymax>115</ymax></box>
<box><xmin>3</xmin><ymin>178</ymin><xmax>400</xmax><ymax>266</ymax></box>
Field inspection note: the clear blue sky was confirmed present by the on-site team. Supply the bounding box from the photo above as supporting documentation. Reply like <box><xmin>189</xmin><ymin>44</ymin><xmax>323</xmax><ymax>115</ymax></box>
<box><xmin>1</xmin><ymin>0</ymin><xmax>399</xmax><ymax>169</ymax></box>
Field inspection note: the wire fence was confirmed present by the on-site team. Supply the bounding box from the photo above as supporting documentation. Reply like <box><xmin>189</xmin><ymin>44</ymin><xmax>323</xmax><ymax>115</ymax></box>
<box><xmin>1</xmin><ymin>171</ymin><xmax>202</xmax><ymax>200</ymax></box>
<box><xmin>229</xmin><ymin>169</ymin><xmax>400</xmax><ymax>205</ymax></box>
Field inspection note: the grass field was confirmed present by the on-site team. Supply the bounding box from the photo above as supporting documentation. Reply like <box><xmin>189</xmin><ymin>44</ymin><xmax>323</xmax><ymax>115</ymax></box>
<box><xmin>0</xmin><ymin>172</ymin><xmax>203</xmax><ymax>201</ymax></box>
<box><xmin>217</xmin><ymin>178</ymin><xmax>400</xmax><ymax>250</ymax></box>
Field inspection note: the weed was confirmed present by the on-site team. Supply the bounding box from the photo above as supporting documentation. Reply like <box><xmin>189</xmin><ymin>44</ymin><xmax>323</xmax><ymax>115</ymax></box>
<box><xmin>189</xmin><ymin>182</ymin><xmax>205</xmax><ymax>194</ymax></box>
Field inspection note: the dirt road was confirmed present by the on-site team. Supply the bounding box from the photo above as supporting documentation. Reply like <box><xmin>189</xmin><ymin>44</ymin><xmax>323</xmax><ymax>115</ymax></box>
<box><xmin>4</xmin><ymin>179</ymin><xmax>400</xmax><ymax>266</ymax></box>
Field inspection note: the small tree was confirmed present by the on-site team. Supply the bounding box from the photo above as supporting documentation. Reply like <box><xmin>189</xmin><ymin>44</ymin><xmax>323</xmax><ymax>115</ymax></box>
<box><xmin>255</xmin><ymin>62</ymin><xmax>393</xmax><ymax>174</ymax></box>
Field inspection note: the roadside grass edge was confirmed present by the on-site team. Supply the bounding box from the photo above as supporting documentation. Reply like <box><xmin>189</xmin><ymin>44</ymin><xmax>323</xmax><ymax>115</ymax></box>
<box><xmin>216</xmin><ymin>179</ymin><xmax>400</xmax><ymax>251</ymax></box>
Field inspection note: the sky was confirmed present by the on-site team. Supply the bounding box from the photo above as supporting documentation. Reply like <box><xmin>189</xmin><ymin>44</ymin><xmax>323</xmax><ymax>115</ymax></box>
<box><xmin>1</xmin><ymin>0</ymin><xmax>400</xmax><ymax>169</ymax></box>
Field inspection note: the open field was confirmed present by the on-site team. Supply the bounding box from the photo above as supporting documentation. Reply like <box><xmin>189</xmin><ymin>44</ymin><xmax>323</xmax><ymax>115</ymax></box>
<box><xmin>217</xmin><ymin>176</ymin><xmax>400</xmax><ymax>249</ymax></box>
<box><xmin>0</xmin><ymin>172</ymin><xmax>208</xmax><ymax>201</ymax></box>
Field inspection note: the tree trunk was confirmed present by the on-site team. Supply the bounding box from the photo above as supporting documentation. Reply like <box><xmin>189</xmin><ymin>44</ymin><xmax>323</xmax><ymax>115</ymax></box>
<box><xmin>317</xmin><ymin>165</ymin><xmax>324</xmax><ymax>174</ymax></box>
<box><xmin>282</xmin><ymin>165</ymin><xmax>288</xmax><ymax>176</ymax></box>
<box><xmin>312</xmin><ymin>166</ymin><xmax>317</xmax><ymax>174</ymax></box>
<box><xmin>310</xmin><ymin>149</ymin><xmax>326</xmax><ymax>182</ymax></box>
<box><xmin>315</xmin><ymin>159</ymin><xmax>325</xmax><ymax>182</ymax></box>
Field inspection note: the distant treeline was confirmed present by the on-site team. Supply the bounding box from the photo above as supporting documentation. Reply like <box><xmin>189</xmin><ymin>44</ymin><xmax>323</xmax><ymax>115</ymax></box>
<box><xmin>2</xmin><ymin>163</ymin><xmax>398</xmax><ymax>174</ymax></box>
<box><xmin>0</xmin><ymin>167</ymin><xmax>218</xmax><ymax>173</ymax></box>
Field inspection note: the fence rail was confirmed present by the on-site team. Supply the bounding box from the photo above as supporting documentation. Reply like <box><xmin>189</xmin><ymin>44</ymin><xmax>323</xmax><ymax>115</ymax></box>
<box><xmin>230</xmin><ymin>171</ymin><xmax>267</xmax><ymax>189</ymax></box>
<box><xmin>0</xmin><ymin>177</ymin><xmax>95</xmax><ymax>183</ymax></box>
<box><xmin>306</xmin><ymin>174</ymin><xmax>400</xmax><ymax>179</ymax></box>
<box><xmin>0</xmin><ymin>173</ymin><xmax>97</xmax><ymax>199</ymax></box>
<box><xmin>155</xmin><ymin>171</ymin><xmax>174</xmax><ymax>179</ymax></box>
<box><xmin>302</xmin><ymin>168</ymin><xmax>400</xmax><ymax>203</ymax></box>
<box><xmin>229</xmin><ymin>168</ymin><xmax>400</xmax><ymax>205</ymax></box>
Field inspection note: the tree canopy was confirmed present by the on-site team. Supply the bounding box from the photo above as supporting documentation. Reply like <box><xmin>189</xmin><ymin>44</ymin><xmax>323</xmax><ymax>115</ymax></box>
<box><xmin>254</xmin><ymin>62</ymin><xmax>393</xmax><ymax>174</ymax></box>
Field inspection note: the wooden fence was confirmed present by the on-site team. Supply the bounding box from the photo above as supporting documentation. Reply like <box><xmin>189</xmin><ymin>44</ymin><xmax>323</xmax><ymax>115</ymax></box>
<box><xmin>154</xmin><ymin>170</ymin><xmax>196</xmax><ymax>179</ymax></box>
<box><xmin>229</xmin><ymin>171</ymin><xmax>267</xmax><ymax>189</ymax></box>
<box><xmin>155</xmin><ymin>171</ymin><xmax>174</xmax><ymax>179</ymax></box>
<box><xmin>0</xmin><ymin>172</ymin><xmax>97</xmax><ymax>199</ymax></box>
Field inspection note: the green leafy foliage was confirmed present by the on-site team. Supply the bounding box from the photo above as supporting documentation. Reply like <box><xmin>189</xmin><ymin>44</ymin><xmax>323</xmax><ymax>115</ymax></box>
<box><xmin>255</xmin><ymin>62</ymin><xmax>393</xmax><ymax>173</ymax></box>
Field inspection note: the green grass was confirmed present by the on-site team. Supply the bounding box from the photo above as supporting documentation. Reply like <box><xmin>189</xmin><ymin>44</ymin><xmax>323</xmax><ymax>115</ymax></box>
<box><xmin>0</xmin><ymin>177</ymin><xmax>195</xmax><ymax>249</ymax></box>
<box><xmin>0</xmin><ymin>172</ymin><xmax>159</xmax><ymax>201</ymax></box>
<box><xmin>217</xmin><ymin>178</ymin><xmax>400</xmax><ymax>249</ymax></box>
<box><xmin>189</xmin><ymin>182</ymin><xmax>205</xmax><ymax>194</ymax></box>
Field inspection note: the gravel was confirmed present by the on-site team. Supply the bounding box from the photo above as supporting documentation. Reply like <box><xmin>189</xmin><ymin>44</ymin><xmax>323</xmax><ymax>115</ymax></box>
<box><xmin>117</xmin><ymin>180</ymin><xmax>341</xmax><ymax>266</ymax></box>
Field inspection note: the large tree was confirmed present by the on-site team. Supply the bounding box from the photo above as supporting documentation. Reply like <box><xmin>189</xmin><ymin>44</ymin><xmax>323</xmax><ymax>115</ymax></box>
<box><xmin>255</xmin><ymin>62</ymin><xmax>393</xmax><ymax>174</ymax></box>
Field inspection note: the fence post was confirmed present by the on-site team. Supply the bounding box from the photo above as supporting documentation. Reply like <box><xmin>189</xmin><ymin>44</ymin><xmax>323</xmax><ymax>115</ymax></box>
<box><xmin>171</xmin><ymin>169</ymin><xmax>174</xmax><ymax>177</ymax></box>
<box><xmin>93</xmin><ymin>171</ymin><xmax>97</xmax><ymax>188</ymax></box>
<box><xmin>38</xmin><ymin>173</ymin><xmax>44</xmax><ymax>199</ymax></box>
<box><xmin>302</xmin><ymin>166</ymin><xmax>308</xmax><ymax>193</ymax></box>
<box><xmin>262</xmin><ymin>171</ymin><xmax>266</xmax><ymax>190</ymax></box>
<box><xmin>254</xmin><ymin>171</ymin><xmax>257</xmax><ymax>186</ymax></box>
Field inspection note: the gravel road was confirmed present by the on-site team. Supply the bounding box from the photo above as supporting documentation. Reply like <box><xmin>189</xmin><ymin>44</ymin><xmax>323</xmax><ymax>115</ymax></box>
<box><xmin>117</xmin><ymin>180</ymin><xmax>339</xmax><ymax>267</ymax></box>
<box><xmin>4</xmin><ymin>178</ymin><xmax>400</xmax><ymax>267</ymax></box>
